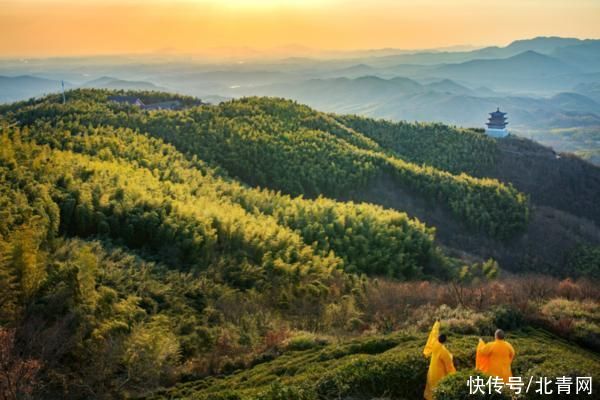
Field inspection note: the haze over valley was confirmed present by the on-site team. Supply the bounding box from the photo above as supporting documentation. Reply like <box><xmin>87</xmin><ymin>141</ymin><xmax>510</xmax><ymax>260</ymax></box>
<box><xmin>2</xmin><ymin>36</ymin><xmax>600</xmax><ymax>163</ymax></box>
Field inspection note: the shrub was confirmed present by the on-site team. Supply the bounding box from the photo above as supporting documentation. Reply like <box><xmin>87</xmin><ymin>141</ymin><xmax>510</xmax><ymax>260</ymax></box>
<box><xmin>255</xmin><ymin>382</ymin><xmax>316</xmax><ymax>400</ymax></box>
<box><xmin>285</xmin><ymin>333</ymin><xmax>329</xmax><ymax>351</ymax></box>
<box><xmin>201</xmin><ymin>391</ymin><xmax>243</xmax><ymax>400</ymax></box>
<box><xmin>538</xmin><ymin>299</ymin><xmax>600</xmax><ymax>350</ymax></box>
<box><xmin>521</xmin><ymin>361</ymin><xmax>599</xmax><ymax>400</ymax></box>
<box><xmin>540</xmin><ymin>299</ymin><xmax>597</xmax><ymax>321</ymax></box>
<box><xmin>434</xmin><ymin>370</ymin><xmax>510</xmax><ymax>400</ymax></box>
<box><xmin>491</xmin><ymin>305</ymin><xmax>524</xmax><ymax>331</ymax></box>
<box><xmin>557</xmin><ymin>278</ymin><xmax>582</xmax><ymax>299</ymax></box>
<box><xmin>565</xmin><ymin>244</ymin><xmax>600</xmax><ymax>279</ymax></box>
<box><xmin>315</xmin><ymin>352</ymin><xmax>428</xmax><ymax>400</ymax></box>
<box><xmin>347</xmin><ymin>338</ymin><xmax>400</xmax><ymax>355</ymax></box>
<box><xmin>123</xmin><ymin>321</ymin><xmax>181</xmax><ymax>390</ymax></box>
<box><xmin>415</xmin><ymin>305</ymin><xmax>494</xmax><ymax>335</ymax></box>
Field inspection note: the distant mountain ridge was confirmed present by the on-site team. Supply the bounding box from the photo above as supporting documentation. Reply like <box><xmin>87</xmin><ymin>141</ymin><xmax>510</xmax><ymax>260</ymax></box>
<box><xmin>1</xmin><ymin>37</ymin><xmax>599</xmax><ymax>164</ymax></box>
<box><xmin>433</xmin><ymin>50</ymin><xmax>578</xmax><ymax>79</ymax></box>
<box><xmin>240</xmin><ymin>73</ymin><xmax>600</xmax><ymax>129</ymax></box>
<box><xmin>0</xmin><ymin>75</ymin><xmax>71</xmax><ymax>102</ymax></box>
<box><xmin>0</xmin><ymin>75</ymin><xmax>168</xmax><ymax>103</ymax></box>
<box><xmin>365</xmin><ymin>36</ymin><xmax>600</xmax><ymax>67</ymax></box>
<box><xmin>82</xmin><ymin>76</ymin><xmax>166</xmax><ymax>91</ymax></box>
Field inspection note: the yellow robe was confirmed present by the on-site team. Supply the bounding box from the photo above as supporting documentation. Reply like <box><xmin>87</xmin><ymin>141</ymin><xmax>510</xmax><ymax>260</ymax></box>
<box><xmin>423</xmin><ymin>321</ymin><xmax>440</xmax><ymax>357</ymax></box>
<box><xmin>476</xmin><ymin>339</ymin><xmax>515</xmax><ymax>382</ymax></box>
<box><xmin>423</xmin><ymin>322</ymin><xmax>456</xmax><ymax>400</ymax></box>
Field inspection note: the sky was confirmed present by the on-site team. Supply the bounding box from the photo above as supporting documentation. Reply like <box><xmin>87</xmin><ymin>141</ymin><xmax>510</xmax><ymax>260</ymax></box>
<box><xmin>1</xmin><ymin>0</ymin><xmax>600</xmax><ymax>57</ymax></box>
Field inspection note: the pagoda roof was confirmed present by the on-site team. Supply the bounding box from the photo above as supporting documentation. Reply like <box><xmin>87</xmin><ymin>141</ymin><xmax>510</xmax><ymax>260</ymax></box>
<box><xmin>489</xmin><ymin>107</ymin><xmax>507</xmax><ymax>117</ymax></box>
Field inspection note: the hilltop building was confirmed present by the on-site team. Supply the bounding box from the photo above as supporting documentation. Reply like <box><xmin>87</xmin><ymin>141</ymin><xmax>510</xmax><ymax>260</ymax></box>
<box><xmin>485</xmin><ymin>108</ymin><xmax>508</xmax><ymax>138</ymax></box>
<box><xmin>108</xmin><ymin>95</ymin><xmax>145</xmax><ymax>107</ymax></box>
<box><xmin>107</xmin><ymin>96</ymin><xmax>182</xmax><ymax>111</ymax></box>
<box><xmin>143</xmin><ymin>100</ymin><xmax>182</xmax><ymax>110</ymax></box>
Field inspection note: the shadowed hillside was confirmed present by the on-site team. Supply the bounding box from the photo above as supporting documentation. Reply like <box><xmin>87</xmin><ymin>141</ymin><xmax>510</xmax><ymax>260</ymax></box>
<box><xmin>336</xmin><ymin>114</ymin><xmax>600</xmax><ymax>275</ymax></box>
<box><xmin>491</xmin><ymin>136</ymin><xmax>600</xmax><ymax>224</ymax></box>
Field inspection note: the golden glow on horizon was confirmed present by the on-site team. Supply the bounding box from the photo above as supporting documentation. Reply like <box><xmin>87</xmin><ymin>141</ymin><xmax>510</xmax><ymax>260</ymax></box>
<box><xmin>1</xmin><ymin>0</ymin><xmax>599</xmax><ymax>57</ymax></box>
<box><xmin>203</xmin><ymin>0</ymin><xmax>332</xmax><ymax>9</ymax></box>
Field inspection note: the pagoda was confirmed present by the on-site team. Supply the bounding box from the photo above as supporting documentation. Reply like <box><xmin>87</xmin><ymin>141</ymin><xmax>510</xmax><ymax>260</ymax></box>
<box><xmin>485</xmin><ymin>107</ymin><xmax>508</xmax><ymax>138</ymax></box>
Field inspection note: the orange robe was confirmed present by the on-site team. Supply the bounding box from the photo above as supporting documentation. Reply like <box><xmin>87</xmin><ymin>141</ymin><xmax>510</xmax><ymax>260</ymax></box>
<box><xmin>423</xmin><ymin>322</ymin><xmax>456</xmax><ymax>400</ymax></box>
<box><xmin>476</xmin><ymin>339</ymin><xmax>515</xmax><ymax>382</ymax></box>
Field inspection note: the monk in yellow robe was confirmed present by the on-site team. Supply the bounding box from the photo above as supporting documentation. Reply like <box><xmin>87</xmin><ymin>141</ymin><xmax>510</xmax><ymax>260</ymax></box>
<box><xmin>423</xmin><ymin>321</ymin><xmax>456</xmax><ymax>400</ymax></box>
<box><xmin>476</xmin><ymin>329</ymin><xmax>515</xmax><ymax>382</ymax></box>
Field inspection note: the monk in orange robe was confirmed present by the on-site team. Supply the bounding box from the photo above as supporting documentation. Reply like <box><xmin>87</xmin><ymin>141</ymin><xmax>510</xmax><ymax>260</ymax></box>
<box><xmin>423</xmin><ymin>321</ymin><xmax>456</xmax><ymax>400</ymax></box>
<box><xmin>476</xmin><ymin>329</ymin><xmax>515</xmax><ymax>382</ymax></box>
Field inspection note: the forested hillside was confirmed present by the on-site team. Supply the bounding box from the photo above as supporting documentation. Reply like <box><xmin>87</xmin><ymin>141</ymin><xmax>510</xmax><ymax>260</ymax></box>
<box><xmin>336</xmin><ymin>114</ymin><xmax>497</xmax><ymax>175</ymax></box>
<box><xmin>339</xmin><ymin>114</ymin><xmax>600</xmax><ymax>226</ymax></box>
<box><xmin>333</xmin><ymin>113</ymin><xmax>600</xmax><ymax>277</ymax></box>
<box><xmin>0</xmin><ymin>90</ymin><xmax>598</xmax><ymax>399</ymax></box>
<box><xmin>3</xmin><ymin>91</ymin><xmax>528</xmax><ymax>240</ymax></box>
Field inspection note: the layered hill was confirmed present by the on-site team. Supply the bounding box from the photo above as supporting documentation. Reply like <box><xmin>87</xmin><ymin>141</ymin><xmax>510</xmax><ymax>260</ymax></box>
<box><xmin>430</xmin><ymin>51</ymin><xmax>578</xmax><ymax>84</ymax></box>
<box><xmin>0</xmin><ymin>90</ymin><xmax>451</xmax><ymax>397</ymax></box>
<box><xmin>81</xmin><ymin>76</ymin><xmax>167</xmax><ymax>91</ymax></box>
<box><xmin>2</xmin><ymin>90</ymin><xmax>598</xmax><ymax>276</ymax></box>
<box><xmin>0</xmin><ymin>75</ymin><xmax>73</xmax><ymax>103</ymax></box>
<box><xmin>2</xmin><ymin>91</ymin><xmax>528</xmax><ymax>238</ymax></box>
<box><xmin>243</xmin><ymin>75</ymin><xmax>600</xmax><ymax>130</ymax></box>
<box><xmin>337</xmin><ymin>115</ymin><xmax>600</xmax><ymax>276</ymax></box>
<box><xmin>1</xmin><ymin>90</ymin><xmax>599</xmax><ymax>399</ymax></box>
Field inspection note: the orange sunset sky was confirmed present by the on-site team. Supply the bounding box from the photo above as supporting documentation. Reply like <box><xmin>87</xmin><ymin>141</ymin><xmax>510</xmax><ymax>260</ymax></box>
<box><xmin>1</xmin><ymin>0</ymin><xmax>600</xmax><ymax>57</ymax></box>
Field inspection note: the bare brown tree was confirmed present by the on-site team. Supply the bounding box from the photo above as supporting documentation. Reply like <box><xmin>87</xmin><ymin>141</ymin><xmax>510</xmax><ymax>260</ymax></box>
<box><xmin>0</xmin><ymin>328</ymin><xmax>42</xmax><ymax>400</ymax></box>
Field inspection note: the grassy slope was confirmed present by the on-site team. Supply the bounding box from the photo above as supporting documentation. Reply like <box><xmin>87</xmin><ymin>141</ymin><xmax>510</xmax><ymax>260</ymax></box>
<box><xmin>149</xmin><ymin>328</ymin><xmax>600</xmax><ymax>400</ymax></box>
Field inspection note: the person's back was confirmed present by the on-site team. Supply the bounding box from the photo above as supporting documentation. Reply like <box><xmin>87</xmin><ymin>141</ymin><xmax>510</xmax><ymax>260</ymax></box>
<box><xmin>477</xmin><ymin>329</ymin><xmax>515</xmax><ymax>382</ymax></box>
<box><xmin>424</xmin><ymin>335</ymin><xmax>456</xmax><ymax>400</ymax></box>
